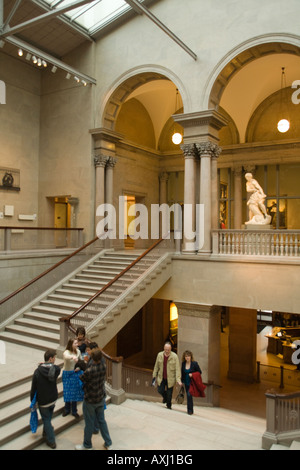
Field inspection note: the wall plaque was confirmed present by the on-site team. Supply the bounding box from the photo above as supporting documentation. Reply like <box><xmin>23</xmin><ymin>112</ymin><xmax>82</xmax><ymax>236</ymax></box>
<box><xmin>0</xmin><ymin>168</ymin><xmax>20</xmax><ymax>191</ymax></box>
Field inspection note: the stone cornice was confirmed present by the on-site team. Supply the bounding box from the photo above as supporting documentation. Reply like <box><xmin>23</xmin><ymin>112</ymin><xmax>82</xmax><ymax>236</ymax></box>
<box><xmin>173</xmin><ymin>110</ymin><xmax>228</xmax><ymax>131</ymax></box>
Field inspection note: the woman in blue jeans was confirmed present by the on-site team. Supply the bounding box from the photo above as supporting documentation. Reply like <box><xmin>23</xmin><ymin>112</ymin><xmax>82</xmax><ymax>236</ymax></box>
<box><xmin>181</xmin><ymin>350</ymin><xmax>202</xmax><ymax>415</ymax></box>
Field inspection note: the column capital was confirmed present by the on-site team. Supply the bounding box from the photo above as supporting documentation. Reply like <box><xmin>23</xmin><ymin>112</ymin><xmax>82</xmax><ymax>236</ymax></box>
<box><xmin>180</xmin><ymin>143</ymin><xmax>198</xmax><ymax>159</ymax></box>
<box><xmin>159</xmin><ymin>171</ymin><xmax>169</xmax><ymax>182</ymax></box>
<box><xmin>107</xmin><ymin>156</ymin><xmax>117</xmax><ymax>168</ymax></box>
<box><xmin>244</xmin><ymin>164</ymin><xmax>256</xmax><ymax>175</ymax></box>
<box><xmin>176</xmin><ymin>302</ymin><xmax>221</xmax><ymax>318</ymax></box>
<box><xmin>94</xmin><ymin>154</ymin><xmax>109</xmax><ymax>167</ymax></box>
<box><xmin>195</xmin><ymin>141</ymin><xmax>222</xmax><ymax>159</ymax></box>
<box><xmin>233</xmin><ymin>165</ymin><xmax>243</xmax><ymax>177</ymax></box>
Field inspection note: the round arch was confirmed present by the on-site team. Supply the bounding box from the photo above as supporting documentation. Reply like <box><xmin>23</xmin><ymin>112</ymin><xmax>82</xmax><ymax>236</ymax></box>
<box><xmin>202</xmin><ymin>33</ymin><xmax>300</xmax><ymax>111</ymax></box>
<box><xmin>99</xmin><ymin>65</ymin><xmax>191</xmax><ymax>131</ymax></box>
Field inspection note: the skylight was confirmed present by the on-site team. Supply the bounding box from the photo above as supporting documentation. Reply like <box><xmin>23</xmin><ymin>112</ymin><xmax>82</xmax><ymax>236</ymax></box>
<box><xmin>43</xmin><ymin>0</ymin><xmax>131</xmax><ymax>33</ymax></box>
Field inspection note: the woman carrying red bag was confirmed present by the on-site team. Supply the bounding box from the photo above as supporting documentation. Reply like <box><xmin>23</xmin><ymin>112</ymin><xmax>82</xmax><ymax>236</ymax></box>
<box><xmin>181</xmin><ymin>350</ymin><xmax>204</xmax><ymax>415</ymax></box>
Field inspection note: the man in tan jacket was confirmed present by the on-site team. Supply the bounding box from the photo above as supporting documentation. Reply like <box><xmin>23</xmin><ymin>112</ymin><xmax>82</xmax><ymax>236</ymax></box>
<box><xmin>152</xmin><ymin>342</ymin><xmax>182</xmax><ymax>409</ymax></box>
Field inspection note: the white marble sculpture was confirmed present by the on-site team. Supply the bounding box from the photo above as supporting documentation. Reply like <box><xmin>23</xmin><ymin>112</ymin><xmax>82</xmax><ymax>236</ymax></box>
<box><xmin>245</xmin><ymin>173</ymin><xmax>272</xmax><ymax>225</ymax></box>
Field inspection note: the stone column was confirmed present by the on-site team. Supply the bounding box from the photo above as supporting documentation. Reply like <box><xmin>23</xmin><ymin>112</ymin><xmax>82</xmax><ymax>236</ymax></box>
<box><xmin>228</xmin><ymin>307</ymin><xmax>257</xmax><ymax>382</ymax></box>
<box><xmin>196</xmin><ymin>142</ymin><xmax>221</xmax><ymax>254</ymax></box>
<box><xmin>233</xmin><ymin>166</ymin><xmax>243</xmax><ymax>229</ymax></box>
<box><xmin>94</xmin><ymin>154</ymin><xmax>109</xmax><ymax>211</ymax></box>
<box><xmin>105</xmin><ymin>156</ymin><xmax>117</xmax><ymax>207</ymax></box>
<box><xmin>159</xmin><ymin>172</ymin><xmax>168</xmax><ymax>205</ymax></box>
<box><xmin>176</xmin><ymin>302</ymin><xmax>221</xmax><ymax>406</ymax></box>
<box><xmin>181</xmin><ymin>143</ymin><xmax>197</xmax><ymax>254</ymax></box>
<box><xmin>172</xmin><ymin>110</ymin><xmax>227</xmax><ymax>254</ymax></box>
<box><xmin>211</xmin><ymin>153</ymin><xmax>219</xmax><ymax>230</ymax></box>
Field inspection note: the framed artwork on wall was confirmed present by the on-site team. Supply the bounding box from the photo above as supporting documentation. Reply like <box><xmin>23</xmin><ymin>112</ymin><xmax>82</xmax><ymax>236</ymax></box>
<box><xmin>0</xmin><ymin>168</ymin><xmax>20</xmax><ymax>191</ymax></box>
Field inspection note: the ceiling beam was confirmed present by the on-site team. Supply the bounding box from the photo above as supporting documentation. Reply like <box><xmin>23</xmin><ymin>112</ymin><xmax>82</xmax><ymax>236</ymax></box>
<box><xmin>124</xmin><ymin>0</ymin><xmax>197</xmax><ymax>61</ymax></box>
<box><xmin>2</xmin><ymin>0</ymin><xmax>23</xmax><ymax>31</ymax></box>
<box><xmin>5</xmin><ymin>35</ymin><xmax>96</xmax><ymax>85</ymax></box>
<box><xmin>1</xmin><ymin>0</ymin><xmax>93</xmax><ymax>37</ymax></box>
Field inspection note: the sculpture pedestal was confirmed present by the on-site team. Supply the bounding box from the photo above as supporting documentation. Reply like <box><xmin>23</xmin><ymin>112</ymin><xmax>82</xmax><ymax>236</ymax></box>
<box><xmin>245</xmin><ymin>224</ymin><xmax>272</xmax><ymax>230</ymax></box>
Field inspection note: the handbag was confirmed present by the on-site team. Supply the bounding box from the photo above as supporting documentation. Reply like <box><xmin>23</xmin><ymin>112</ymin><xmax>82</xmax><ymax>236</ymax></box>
<box><xmin>30</xmin><ymin>392</ymin><xmax>38</xmax><ymax>433</ymax></box>
<box><xmin>175</xmin><ymin>385</ymin><xmax>185</xmax><ymax>404</ymax></box>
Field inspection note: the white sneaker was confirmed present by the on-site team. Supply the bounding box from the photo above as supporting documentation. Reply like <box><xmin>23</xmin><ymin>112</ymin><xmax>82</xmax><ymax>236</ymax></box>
<box><xmin>75</xmin><ymin>444</ymin><xmax>93</xmax><ymax>450</ymax></box>
<box><xmin>104</xmin><ymin>445</ymin><xmax>112</xmax><ymax>450</ymax></box>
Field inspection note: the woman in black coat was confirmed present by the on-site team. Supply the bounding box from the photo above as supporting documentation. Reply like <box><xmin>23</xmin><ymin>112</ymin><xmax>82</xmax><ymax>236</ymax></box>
<box><xmin>181</xmin><ymin>350</ymin><xmax>202</xmax><ymax>415</ymax></box>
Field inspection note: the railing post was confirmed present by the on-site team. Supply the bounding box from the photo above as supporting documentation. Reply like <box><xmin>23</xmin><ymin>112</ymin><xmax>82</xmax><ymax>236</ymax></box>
<box><xmin>109</xmin><ymin>359</ymin><xmax>126</xmax><ymax>405</ymax></box>
<box><xmin>262</xmin><ymin>390</ymin><xmax>278</xmax><ymax>449</ymax></box>
<box><xmin>4</xmin><ymin>228</ymin><xmax>11</xmax><ymax>251</ymax></box>
<box><xmin>280</xmin><ymin>365</ymin><xmax>284</xmax><ymax>389</ymax></box>
<box><xmin>256</xmin><ymin>361</ymin><xmax>260</xmax><ymax>383</ymax></box>
<box><xmin>212</xmin><ymin>231</ymin><xmax>219</xmax><ymax>254</ymax></box>
<box><xmin>57</xmin><ymin>320</ymin><xmax>69</xmax><ymax>359</ymax></box>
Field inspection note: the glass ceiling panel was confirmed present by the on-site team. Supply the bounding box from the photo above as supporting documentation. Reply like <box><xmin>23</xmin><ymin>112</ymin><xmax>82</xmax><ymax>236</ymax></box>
<box><xmin>44</xmin><ymin>0</ymin><xmax>131</xmax><ymax>32</ymax></box>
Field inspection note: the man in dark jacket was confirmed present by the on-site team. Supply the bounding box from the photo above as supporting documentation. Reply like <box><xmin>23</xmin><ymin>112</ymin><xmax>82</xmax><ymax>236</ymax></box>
<box><xmin>75</xmin><ymin>348</ymin><xmax>112</xmax><ymax>450</ymax></box>
<box><xmin>30</xmin><ymin>349</ymin><xmax>61</xmax><ymax>449</ymax></box>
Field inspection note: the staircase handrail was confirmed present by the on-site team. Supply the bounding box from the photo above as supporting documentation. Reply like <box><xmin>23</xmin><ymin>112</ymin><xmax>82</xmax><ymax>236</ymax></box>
<box><xmin>59</xmin><ymin>236</ymin><xmax>165</xmax><ymax>329</ymax></box>
<box><xmin>265</xmin><ymin>389</ymin><xmax>300</xmax><ymax>400</ymax></box>
<box><xmin>0</xmin><ymin>235</ymin><xmax>101</xmax><ymax>306</ymax></box>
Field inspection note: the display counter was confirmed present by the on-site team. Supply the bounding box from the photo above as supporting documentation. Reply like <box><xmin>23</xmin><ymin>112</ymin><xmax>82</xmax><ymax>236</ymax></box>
<box><xmin>265</xmin><ymin>327</ymin><xmax>300</xmax><ymax>363</ymax></box>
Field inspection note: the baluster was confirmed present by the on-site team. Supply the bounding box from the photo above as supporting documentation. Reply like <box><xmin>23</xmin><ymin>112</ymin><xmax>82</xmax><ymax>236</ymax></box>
<box><xmin>219</xmin><ymin>232</ymin><xmax>223</xmax><ymax>254</ymax></box>
<box><xmin>296</xmin><ymin>235</ymin><xmax>299</xmax><ymax>257</ymax></box>
<box><xmin>289</xmin><ymin>234</ymin><xmax>293</xmax><ymax>256</ymax></box>
<box><xmin>275</xmin><ymin>235</ymin><xmax>279</xmax><ymax>256</ymax></box>
<box><xmin>257</xmin><ymin>233</ymin><xmax>260</xmax><ymax>256</ymax></box>
<box><xmin>261</xmin><ymin>233</ymin><xmax>265</xmax><ymax>256</ymax></box>
<box><xmin>271</xmin><ymin>234</ymin><xmax>275</xmax><ymax>256</ymax></box>
<box><xmin>245</xmin><ymin>232</ymin><xmax>249</xmax><ymax>255</ymax></box>
<box><xmin>226</xmin><ymin>233</ymin><xmax>230</xmax><ymax>254</ymax></box>
<box><xmin>248</xmin><ymin>233</ymin><xmax>252</xmax><ymax>255</ymax></box>
<box><xmin>280</xmin><ymin>234</ymin><xmax>284</xmax><ymax>256</ymax></box>
<box><xmin>232</xmin><ymin>233</ymin><xmax>235</xmax><ymax>255</ymax></box>
<box><xmin>266</xmin><ymin>232</ymin><xmax>270</xmax><ymax>256</ymax></box>
<box><xmin>236</xmin><ymin>232</ymin><xmax>240</xmax><ymax>254</ymax></box>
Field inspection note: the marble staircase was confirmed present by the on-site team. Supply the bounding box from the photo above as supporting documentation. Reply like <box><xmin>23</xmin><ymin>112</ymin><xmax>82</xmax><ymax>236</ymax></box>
<box><xmin>0</xmin><ymin>250</ymin><xmax>172</xmax><ymax>352</ymax></box>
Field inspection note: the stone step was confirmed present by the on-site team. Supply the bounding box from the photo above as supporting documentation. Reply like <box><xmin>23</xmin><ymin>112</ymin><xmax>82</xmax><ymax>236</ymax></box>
<box><xmin>23</xmin><ymin>311</ymin><xmax>61</xmax><ymax>324</ymax></box>
<box><xmin>0</xmin><ymin>381</ymin><xmax>64</xmax><ymax>426</ymax></box>
<box><xmin>0</xmin><ymin>396</ymin><xmax>81</xmax><ymax>450</ymax></box>
<box><xmin>48</xmin><ymin>293</ymin><xmax>90</xmax><ymax>304</ymax></box>
<box><xmin>40</xmin><ymin>299</ymin><xmax>82</xmax><ymax>310</ymax></box>
<box><xmin>0</xmin><ymin>331</ymin><xmax>58</xmax><ymax>351</ymax></box>
<box><xmin>32</xmin><ymin>305</ymin><xmax>74</xmax><ymax>316</ymax></box>
<box><xmin>5</xmin><ymin>324</ymin><xmax>59</xmax><ymax>343</ymax></box>
<box><xmin>14</xmin><ymin>317</ymin><xmax>60</xmax><ymax>333</ymax></box>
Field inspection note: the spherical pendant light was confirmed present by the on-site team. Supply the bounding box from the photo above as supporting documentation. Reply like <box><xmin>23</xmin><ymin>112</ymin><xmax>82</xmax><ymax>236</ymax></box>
<box><xmin>277</xmin><ymin>118</ymin><xmax>290</xmax><ymax>133</ymax></box>
<box><xmin>172</xmin><ymin>132</ymin><xmax>183</xmax><ymax>145</ymax></box>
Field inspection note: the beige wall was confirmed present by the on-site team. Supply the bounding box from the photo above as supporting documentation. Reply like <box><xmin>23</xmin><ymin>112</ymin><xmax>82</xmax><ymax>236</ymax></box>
<box><xmin>155</xmin><ymin>256</ymin><xmax>300</xmax><ymax>314</ymax></box>
<box><xmin>0</xmin><ymin>54</ymin><xmax>40</xmax><ymax>226</ymax></box>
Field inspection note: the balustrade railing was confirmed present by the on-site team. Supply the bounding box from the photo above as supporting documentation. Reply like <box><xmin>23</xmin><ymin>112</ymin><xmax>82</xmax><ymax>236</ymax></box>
<box><xmin>0</xmin><ymin>226</ymin><xmax>84</xmax><ymax>251</ymax></box>
<box><xmin>263</xmin><ymin>389</ymin><xmax>300</xmax><ymax>448</ymax></box>
<box><xmin>212</xmin><ymin>230</ymin><xmax>300</xmax><ymax>257</ymax></box>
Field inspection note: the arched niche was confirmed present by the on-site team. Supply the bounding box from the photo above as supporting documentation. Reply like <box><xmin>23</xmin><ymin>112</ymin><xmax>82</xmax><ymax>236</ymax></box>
<box><xmin>246</xmin><ymin>87</ymin><xmax>300</xmax><ymax>143</ymax></box>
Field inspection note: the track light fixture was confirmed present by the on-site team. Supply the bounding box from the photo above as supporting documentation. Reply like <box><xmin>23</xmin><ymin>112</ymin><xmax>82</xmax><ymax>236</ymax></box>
<box><xmin>11</xmin><ymin>42</ymin><xmax>92</xmax><ymax>86</ymax></box>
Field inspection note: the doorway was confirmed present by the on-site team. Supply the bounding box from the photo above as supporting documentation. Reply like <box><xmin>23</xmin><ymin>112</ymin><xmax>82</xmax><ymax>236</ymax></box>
<box><xmin>54</xmin><ymin>197</ymin><xmax>71</xmax><ymax>247</ymax></box>
<box><xmin>123</xmin><ymin>194</ymin><xmax>146</xmax><ymax>249</ymax></box>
